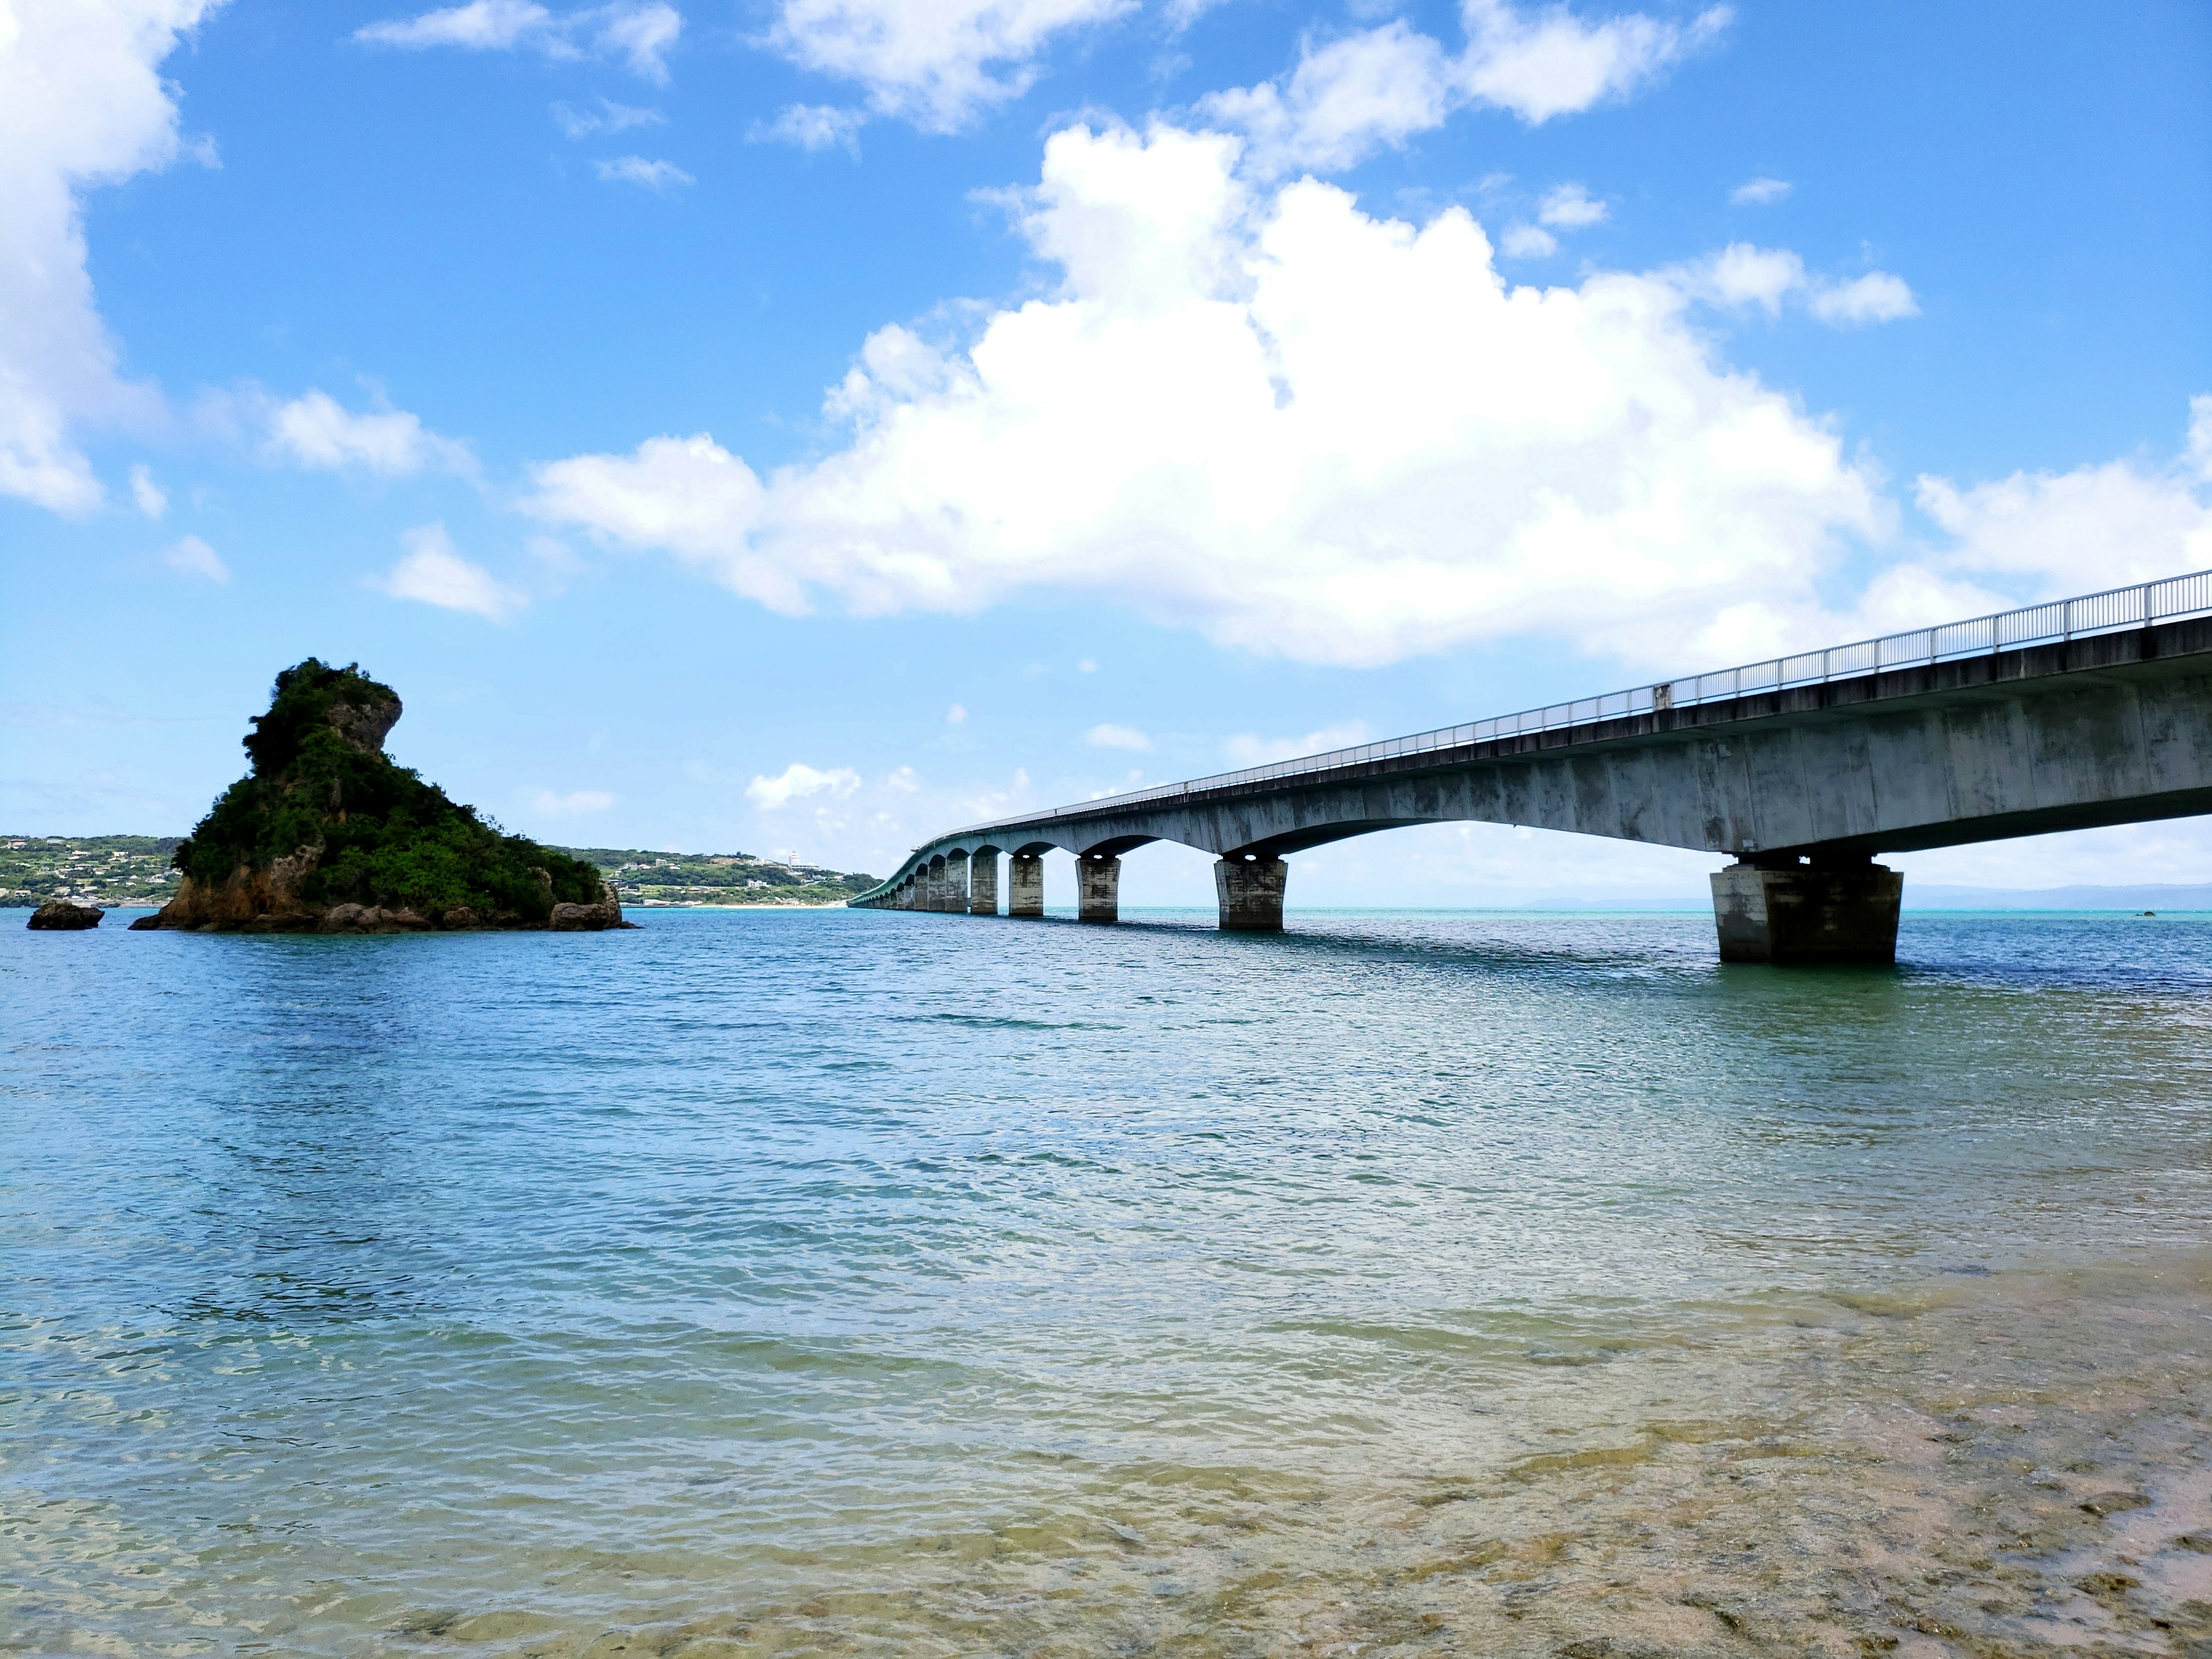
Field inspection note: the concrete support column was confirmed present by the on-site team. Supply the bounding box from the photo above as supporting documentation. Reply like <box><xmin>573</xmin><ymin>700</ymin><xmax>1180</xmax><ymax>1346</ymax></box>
<box><xmin>1077</xmin><ymin>854</ymin><xmax>1120</xmax><ymax>923</ymax></box>
<box><xmin>919</xmin><ymin>864</ymin><xmax>940</xmax><ymax>910</ymax></box>
<box><xmin>968</xmin><ymin>853</ymin><xmax>999</xmax><ymax>915</ymax></box>
<box><xmin>1008</xmin><ymin>854</ymin><xmax>1045</xmax><ymax>918</ymax></box>
<box><xmin>1214</xmin><ymin>854</ymin><xmax>1287</xmax><ymax>931</ymax></box>
<box><xmin>943</xmin><ymin>857</ymin><xmax>969</xmax><ymax>914</ymax></box>
<box><xmin>1711</xmin><ymin>859</ymin><xmax>1903</xmax><ymax>964</ymax></box>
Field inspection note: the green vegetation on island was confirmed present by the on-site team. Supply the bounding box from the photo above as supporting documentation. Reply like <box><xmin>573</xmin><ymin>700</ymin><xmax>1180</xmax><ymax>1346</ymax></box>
<box><xmin>138</xmin><ymin>660</ymin><xmax>620</xmax><ymax>931</ymax></box>
<box><xmin>556</xmin><ymin>848</ymin><xmax>877</xmax><ymax>907</ymax></box>
<box><xmin>5</xmin><ymin>665</ymin><xmax>876</xmax><ymax>919</ymax></box>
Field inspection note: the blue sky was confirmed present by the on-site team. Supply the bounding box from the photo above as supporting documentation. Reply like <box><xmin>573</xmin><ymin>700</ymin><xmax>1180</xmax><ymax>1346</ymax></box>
<box><xmin>4</xmin><ymin>0</ymin><xmax>2209</xmax><ymax>904</ymax></box>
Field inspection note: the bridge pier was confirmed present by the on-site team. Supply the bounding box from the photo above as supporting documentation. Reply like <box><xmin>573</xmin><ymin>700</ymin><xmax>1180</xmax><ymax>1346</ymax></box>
<box><xmin>1077</xmin><ymin>854</ymin><xmax>1119</xmax><ymax>923</ymax></box>
<box><xmin>1711</xmin><ymin>858</ymin><xmax>1903</xmax><ymax>964</ymax></box>
<box><xmin>1215</xmin><ymin>855</ymin><xmax>1287</xmax><ymax>931</ymax></box>
<box><xmin>941</xmin><ymin>855</ymin><xmax>969</xmax><ymax>913</ymax></box>
<box><xmin>1009</xmin><ymin>854</ymin><xmax>1045</xmax><ymax>917</ymax></box>
<box><xmin>968</xmin><ymin>852</ymin><xmax>998</xmax><ymax>915</ymax></box>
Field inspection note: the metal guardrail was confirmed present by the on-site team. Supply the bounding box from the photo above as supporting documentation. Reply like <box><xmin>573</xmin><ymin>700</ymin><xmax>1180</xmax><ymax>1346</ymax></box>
<box><xmin>865</xmin><ymin>569</ymin><xmax>2211</xmax><ymax>894</ymax></box>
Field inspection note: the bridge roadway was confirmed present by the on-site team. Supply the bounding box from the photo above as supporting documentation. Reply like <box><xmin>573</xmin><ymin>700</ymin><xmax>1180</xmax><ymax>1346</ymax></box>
<box><xmin>850</xmin><ymin>572</ymin><xmax>2212</xmax><ymax>962</ymax></box>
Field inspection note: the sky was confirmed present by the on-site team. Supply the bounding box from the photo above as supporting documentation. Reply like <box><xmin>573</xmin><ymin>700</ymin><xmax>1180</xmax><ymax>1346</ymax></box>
<box><xmin>3</xmin><ymin>0</ymin><xmax>2210</xmax><ymax>907</ymax></box>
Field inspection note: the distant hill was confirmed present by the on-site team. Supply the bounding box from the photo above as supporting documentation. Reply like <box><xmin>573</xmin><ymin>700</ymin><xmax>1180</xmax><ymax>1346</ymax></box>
<box><xmin>1903</xmin><ymin>882</ymin><xmax>2212</xmax><ymax>911</ymax></box>
<box><xmin>553</xmin><ymin>847</ymin><xmax>878</xmax><ymax>907</ymax></box>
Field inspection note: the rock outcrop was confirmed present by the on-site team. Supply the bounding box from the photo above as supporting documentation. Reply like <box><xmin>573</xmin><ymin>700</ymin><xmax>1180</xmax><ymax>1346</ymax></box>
<box><xmin>130</xmin><ymin>659</ymin><xmax>633</xmax><ymax>935</ymax></box>
<box><xmin>28</xmin><ymin>898</ymin><xmax>103</xmax><ymax>930</ymax></box>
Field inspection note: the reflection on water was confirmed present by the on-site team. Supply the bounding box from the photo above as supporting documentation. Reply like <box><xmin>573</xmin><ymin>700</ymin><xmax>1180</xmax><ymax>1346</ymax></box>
<box><xmin>2</xmin><ymin>907</ymin><xmax>2209</xmax><ymax>1656</ymax></box>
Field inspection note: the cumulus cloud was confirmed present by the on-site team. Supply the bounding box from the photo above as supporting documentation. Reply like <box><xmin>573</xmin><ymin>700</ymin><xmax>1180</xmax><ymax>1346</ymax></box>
<box><xmin>766</xmin><ymin>0</ymin><xmax>1130</xmax><ymax>132</ymax></box>
<box><xmin>1729</xmin><ymin>175</ymin><xmax>1790</xmax><ymax>206</ymax></box>
<box><xmin>1537</xmin><ymin>181</ymin><xmax>1607</xmax><ymax>228</ymax></box>
<box><xmin>747</xmin><ymin>762</ymin><xmax>862</xmax><ymax>809</ymax></box>
<box><xmin>374</xmin><ymin>523</ymin><xmax>525</xmax><ymax>620</ymax></box>
<box><xmin>1205</xmin><ymin>2</ymin><xmax>1729</xmax><ymax>175</ymax></box>
<box><xmin>552</xmin><ymin>96</ymin><xmax>662</xmax><ymax>138</ymax></box>
<box><xmin>753</xmin><ymin>103</ymin><xmax>868</xmax><ymax>153</ymax></box>
<box><xmin>946</xmin><ymin>702</ymin><xmax>968</xmax><ymax>723</ymax></box>
<box><xmin>163</xmin><ymin>533</ymin><xmax>229</xmax><ymax>583</ymax></box>
<box><xmin>1085</xmin><ymin>722</ymin><xmax>1152</xmax><ymax>751</ymax></box>
<box><xmin>528</xmin><ymin>121</ymin><xmax>1895</xmax><ymax>671</ymax></box>
<box><xmin>1498</xmin><ymin>222</ymin><xmax>1558</xmax><ymax>259</ymax></box>
<box><xmin>1807</xmin><ymin>271</ymin><xmax>1918</xmax><ymax>326</ymax></box>
<box><xmin>1198</xmin><ymin>21</ymin><xmax>1452</xmax><ymax>177</ymax></box>
<box><xmin>261</xmin><ymin>389</ymin><xmax>475</xmax><ymax>475</ymax></box>
<box><xmin>531</xmin><ymin>788</ymin><xmax>616</xmax><ymax>814</ymax></box>
<box><xmin>0</xmin><ymin>0</ymin><xmax>215</xmax><ymax>514</ymax></box>
<box><xmin>1908</xmin><ymin>397</ymin><xmax>2212</xmax><ymax>599</ymax></box>
<box><xmin>1681</xmin><ymin>243</ymin><xmax>1918</xmax><ymax>327</ymax></box>
<box><xmin>593</xmin><ymin>155</ymin><xmax>692</xmax><ymax>189</ymax></box>
<box><xmin>129</xmin><ymin>464</ymin><xmax>168</xmax><ymax>518</ymax></box>
<box><xmin>355</xmin><ymin>0</ymin><xmax>681</xmax><ymax>81</ymax></box>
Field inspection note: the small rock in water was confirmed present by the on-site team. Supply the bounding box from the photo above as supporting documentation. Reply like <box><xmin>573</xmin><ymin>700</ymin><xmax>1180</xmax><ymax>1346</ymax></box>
<box><xmin>28</xmin><ymin>899</ymin><xmax>102</xmax><ymax>930</ymax></box>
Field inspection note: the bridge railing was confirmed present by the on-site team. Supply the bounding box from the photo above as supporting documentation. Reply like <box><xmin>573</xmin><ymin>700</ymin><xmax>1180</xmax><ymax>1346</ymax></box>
<box><xmin>953</xmin><ymin>568</ymin><xmax>2212</xmax><ymax>831</ymax></box>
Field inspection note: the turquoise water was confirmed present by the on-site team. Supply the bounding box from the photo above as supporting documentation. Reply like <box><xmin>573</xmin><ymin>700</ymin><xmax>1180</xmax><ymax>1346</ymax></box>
<box><xmin>5</xmin><ymin>907</ymin><xmax>2210</xmax><ymax>1656</ymax></box>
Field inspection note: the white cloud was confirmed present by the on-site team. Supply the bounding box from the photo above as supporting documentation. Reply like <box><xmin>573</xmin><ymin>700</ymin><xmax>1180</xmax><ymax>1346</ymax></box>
<box><xmin>1682</xmin><ymin>243</ymin><xmax>1917</xmax><ymax>328</ymax></box>
<box><xmin>1222</xmin><ymin>721</ymin><xmax>1369</xmax><ymax>766</ymax></box>
<box><xmin>594</xmin><ymin>155</ymin><xmax>692</xmax><ymax>190</ymax></box>
<box><xmin>374</xmin><ymin>524</ymin><xmax>526</xmax><ymax>621</ymax></box>
<box><xmin>356</xmin><ymin>0</ymin><xmax>551</xmax><ymax>49</ymax></box>
<box><xmin>162</xmin><ymin>533</ymin><xmax>229</xmax><ymax>584</ymax></box>
<box><xmin>766</xmin><ymin>0</ymin><xmax>1130</xmax><ymax>131</ymax></box>
<box><xmin>1807</xmin><ymin>270</ymin><xmax>1918</xmax><ymax>325</ymax></box>
<box><xmin>747</xmin><ymin>762</ymin><xmax>862</xmax><ymax>809</ymax></box>
<box><xmin>1201</xmin><ymin>3</ymin><xmax>1728</xmax><ymax>179</ymax></box>
<box><xmin>129</xmin><ymin>464</ymin><xmax>168</xmax><ymax>518</ymax></box>
<box><xmin>1198</xmin><ymin>21</ymin><xmax>1452</xmax><ymax>177</ymax></box>
<box><xmin>1458</xmin><ymin>0</ymin><xmax>1730</xmax><ymax>124</ymax></box>
<box><xmin>1909</xmin><ymin>398</ymin><xmax>2212</xmax><ymax>598</ymax></box>
<box><xmin>1729</xmin><ymin>175</ymin><xmax>1790</xmax><ymax>206</ymax></box>
<box><xmin>946</xmin><ymin>702</ymin><xmax>968</xmax><ymax>723</ymax></box>
<box><xmin>754</xmin><ymin>103</ymin><xmax>867</xmax><ymax>153</ymax></box>
<box><xmin>530</xmin><ymin>122</ymin><xmax>1892</xmax><ymax>671</ymax></box>
<box><xmin>552</xmin><ymin>96</ymin><xmax>663</xmax><ymax>138</ymax></box>
<box><xmin>355</xmin><ymin>1</ymin><xmax>681</xmax><ymax>81</ymax></box>
<box><xmin>262</xmin><ymin>389</ymin><xmax>475</xmax><ymax>475</ymax></box>
<box><xmin>1085</xmin><ymin>722</ymin><xmax>1152</xmax><ymax>751</ymax></box>
<box><xmin>1498</xmin><ymin>222</ymin><xmax>1558</xmax><ymax>259</ymax></box>
<box><xmin>0</xmin><ymin>1</ymin><xmax>215</xmax><ymax>515</ymax></box>
<box><xmin>531</xmin><ymin>787</ymin><xmax>616</xmax><ymax>814</ymax></box>
<box><xmin>1537</xmin><ymin>181</ymin><xmax>1606</xmax><ymax>228</ymax></box>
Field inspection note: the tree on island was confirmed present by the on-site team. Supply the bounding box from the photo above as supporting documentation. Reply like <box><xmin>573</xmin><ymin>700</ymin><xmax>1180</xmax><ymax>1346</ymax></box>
<box><xmin>135</xmin><ymin>659</ymin><xmax>627</xmax><ymax>933</ymax></box>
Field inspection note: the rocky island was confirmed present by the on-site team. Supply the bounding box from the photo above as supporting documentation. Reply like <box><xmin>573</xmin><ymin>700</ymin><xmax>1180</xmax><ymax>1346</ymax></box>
<box><xmin>132</xmin><ymin>660</ymin><xmax>630</xmax><ymax>934</ymax></box>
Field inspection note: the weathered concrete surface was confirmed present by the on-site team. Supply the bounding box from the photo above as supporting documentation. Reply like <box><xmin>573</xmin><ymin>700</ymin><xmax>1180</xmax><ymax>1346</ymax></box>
<box><xmin>1712</xmin><ymin>863</ymin><xmax>1903</xmax><ymax>964</ymax></box>
<box><xmin>968</xmin><ymin>850</ymin><xmax>999</xmax><ymax>914</ymax></box>
<box><xmin>1077</xmin><ymin>855</ymin><xmax>1119</xmax><ymax>923</ymax></box>
<box><xmin>1215</xmin><ymin>856</ymin><xmax>1287</xmax><ymax>931</ymax></box>
<box><xmin>938</xmin><ymin>854</ymin><xmax>968</xmax><ymax>914</ymax></box>
<box><xmin>1009</xmin><ymin>854</ymin><xmax>1044</xmax><ymax>917</ymax></box>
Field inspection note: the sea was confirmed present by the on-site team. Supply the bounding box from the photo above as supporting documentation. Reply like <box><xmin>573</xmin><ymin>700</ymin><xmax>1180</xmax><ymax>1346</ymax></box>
<box><xmin>5</xmin><ymin>906</ymin><xmax>2210</xmax><ymax>1657</ymax></box>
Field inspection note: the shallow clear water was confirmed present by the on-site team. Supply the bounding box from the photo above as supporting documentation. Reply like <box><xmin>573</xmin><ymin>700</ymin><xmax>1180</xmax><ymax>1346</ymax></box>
<box><xmin>5</xmin><ymin>907</ymin><xmax>2210</xmax><ymax>1656</ymax></box>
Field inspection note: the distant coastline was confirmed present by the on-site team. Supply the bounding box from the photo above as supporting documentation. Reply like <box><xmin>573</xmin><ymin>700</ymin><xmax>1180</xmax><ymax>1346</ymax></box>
<box><xmin>2</xmin><ymin>836</ymin><xmax>879</xmax><ymax>912</ymax></box>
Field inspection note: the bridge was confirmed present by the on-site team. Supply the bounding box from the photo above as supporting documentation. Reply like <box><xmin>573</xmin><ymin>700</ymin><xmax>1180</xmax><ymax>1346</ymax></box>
<box><xmin>850</xmin><ymin>571</ymin><xmax>2212</xmax><ymax>963</ymax></box>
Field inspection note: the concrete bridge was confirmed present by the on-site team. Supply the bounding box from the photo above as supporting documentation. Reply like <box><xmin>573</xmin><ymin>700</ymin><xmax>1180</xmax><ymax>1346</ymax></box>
<box><xmin>851</xmin><ymin>572</ymin><xmax>2212</xmax><ymax>962</ymax></box>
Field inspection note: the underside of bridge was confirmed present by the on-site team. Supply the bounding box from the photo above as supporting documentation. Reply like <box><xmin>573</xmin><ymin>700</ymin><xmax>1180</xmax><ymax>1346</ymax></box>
<box><xmin>858</xmin><ymin>607</ymin><xmax>2212</xmax><ymax>964</ymax></box>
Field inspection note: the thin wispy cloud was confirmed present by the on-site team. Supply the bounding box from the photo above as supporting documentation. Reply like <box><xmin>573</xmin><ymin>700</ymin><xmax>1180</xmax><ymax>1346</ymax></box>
<box><xmin>1730</xmin><ymin>175</ymin><xmax>1791</xmax><ymax>206</ymax></box>
<box><xmin>354</xmin><ymin>0</ymin><xmax>681</xmax><ymax>81</ymax></box>
<box><xmin>593</xmin><ymin>155</ymin><xmax>693</xmax><ymax>190</ymax></box>
<box><xmin>552</xmin><ymin>97</ymin><xmax>664</xmax><ymax>138</ymax></box>
<box><xmin>163</xmin><ymin>534</ymin><xmax>230</xmax><ymax>584</ymax></box>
